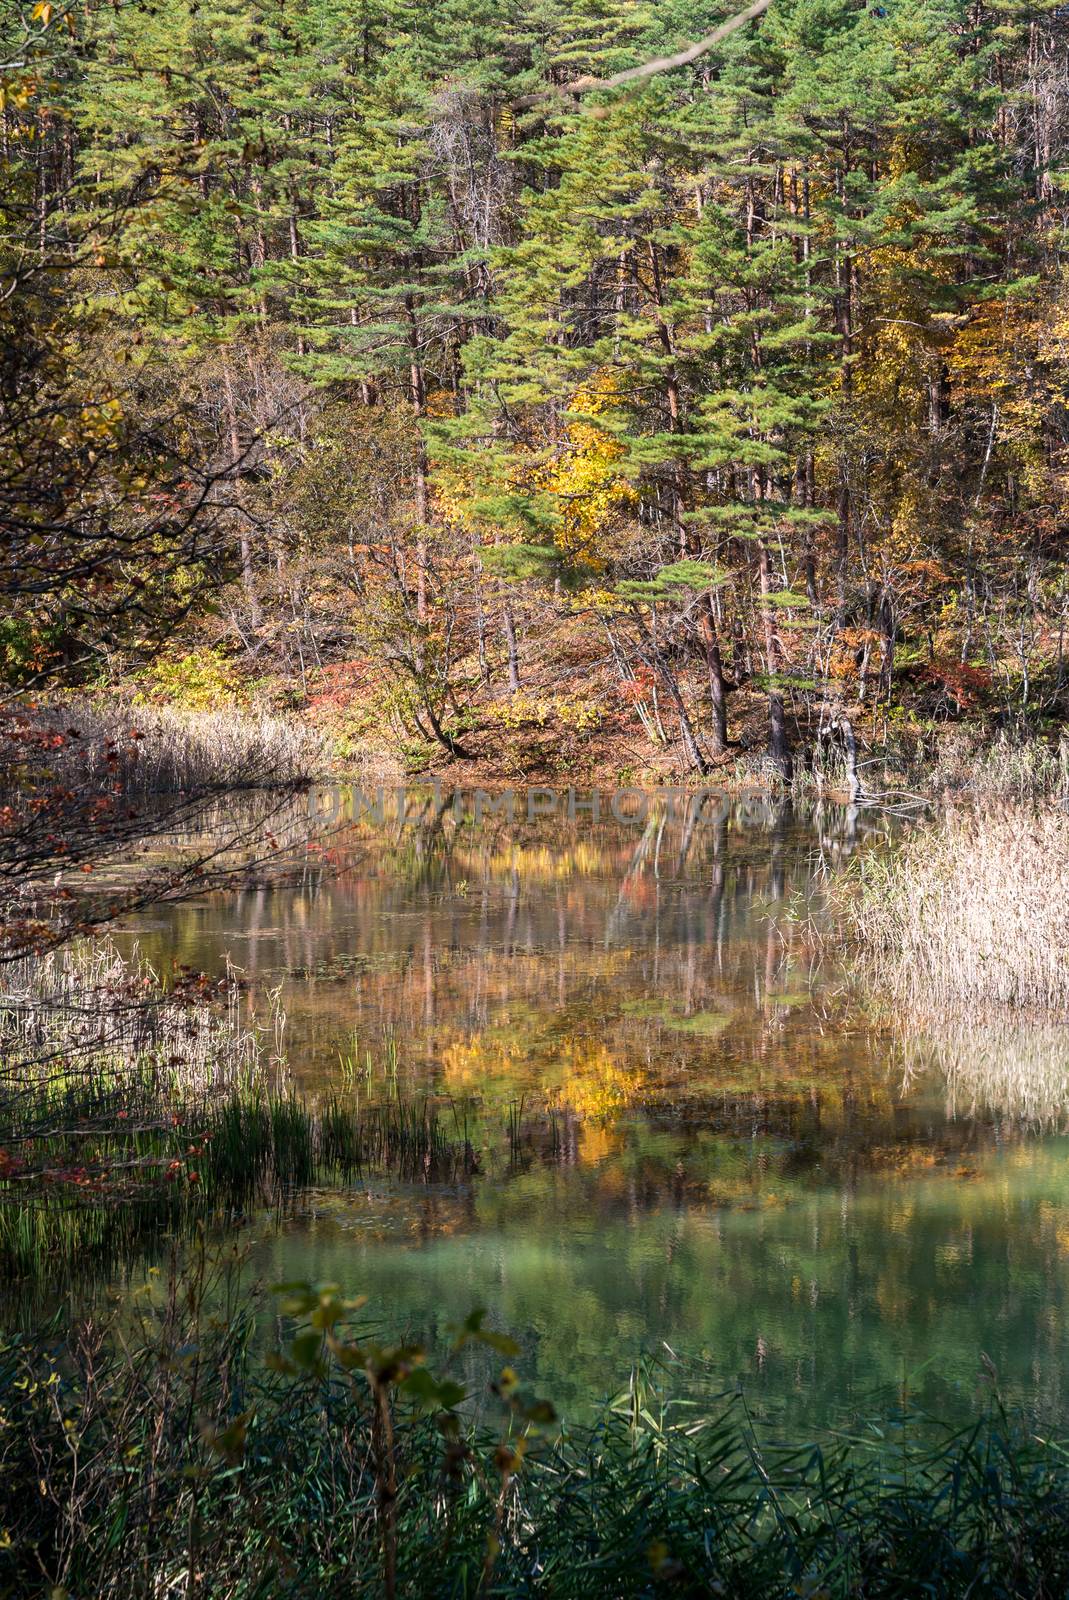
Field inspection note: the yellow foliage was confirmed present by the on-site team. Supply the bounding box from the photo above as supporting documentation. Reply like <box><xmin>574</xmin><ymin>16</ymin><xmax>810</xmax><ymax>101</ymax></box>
<box><xmin>484</xmin><ymin>692</ymin><xmax>601</xmax><ymax>733</ymax></box>
<box><xmin>946</xmin><ymin>290</ymin><xmax>1066</xmax><ymax>498</ymax></box>
<box><xmin>432</xmin><ymin>371</ymin><xmax>635</xmax><ymax>573</ymax></box>
<box><xmin>539</xmin><ymin>370</ymin><xmax>637</xmax><ymax>564</ymax></box>
<box><xmin>562</xmin><ymin>584</ymin><xmax>625</xmax><ymax>617</ymax></box>
<box><xmin>848</xmin><ymin>228</ymin><xmax>953</xmax><ymax>552</ymax></box>
<box><xmin>439</xmin><ymin>1028</ymin><xmax>641</xmax><ymax>1123</ymax></box>
<box><xmin>946</xmin><ymin>298</ymin><xmax>1037</xmax><ymax>411</ymax></box>
<box><xmin>140</xmin><ymin>647</ymin><xmax>243</xmax><ymax>710</ymax></box>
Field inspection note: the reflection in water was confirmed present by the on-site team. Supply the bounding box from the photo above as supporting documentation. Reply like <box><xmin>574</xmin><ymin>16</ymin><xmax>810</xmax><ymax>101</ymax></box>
<box><xmin>117</xmin><ymin>788</ymin><xmax>1069</xmax><ymax>1428</ymax></box>
<box><xmin>897</xmin><ymin>1012</ymin><xmax>1069</xmax><ymax>1129</ymax></box>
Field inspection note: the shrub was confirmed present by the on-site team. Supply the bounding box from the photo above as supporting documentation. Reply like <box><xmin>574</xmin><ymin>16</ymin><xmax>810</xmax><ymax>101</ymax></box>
<box><xmin>140</xmin><ymin>646</ymin><xmax>245</xmax><ymax>711</ymax></box>
<box><xmin>3</xmin><ymin>1274</ymin><xmax>1069</xmax><ymax>1598</ymax></box>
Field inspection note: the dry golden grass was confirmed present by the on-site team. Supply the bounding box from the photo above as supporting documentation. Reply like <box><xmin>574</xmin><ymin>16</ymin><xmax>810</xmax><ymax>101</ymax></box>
<box><xmin>924</xmin><ymin>730</ymin><xmax>1069</xmax><ymax>805</ymax></box>
<box><xmin>838</xmin><ymin>808</ymin><xmax>1069</xmax><ymax>1013</ymax></box>
<box><xmin>47</xmin><ymin>700</ymin><xmax>327</xmax><ymax>793</ymax></box>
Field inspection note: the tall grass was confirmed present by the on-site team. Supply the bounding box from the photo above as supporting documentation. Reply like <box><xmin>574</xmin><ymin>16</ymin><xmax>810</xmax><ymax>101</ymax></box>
<box><xmin>834</xmin><ymin>809</ymin><xmax>1069</xmax><ymax>1012</ymax></box>
<box><xmin>0</xmin><ymin>939</ymin><xmax>280</xmax><ymax>1279</ymax></box>
<box><xmin>0</xmin><ymin>1088</ymin><xmax>488</xmax><ymax>1282</ymax></box>
<box><xmin>34</xmin><ymin>697</ymin><xmax>326</xmax><ymax>792</ymax></box>
<box><xmin>923</xmin><ymin>729</ymin><xmax>1069</xmax><ymax>806</ymax></box>
<box><xmin>0</xmin><ymin>940</ymin><xmax>498</xmax><ymax>1280</ymax></box>
<box><xmin>3</xmin><ymin>1265</ymin><xmax>1069</xmax><ymax>1598</ymax></box>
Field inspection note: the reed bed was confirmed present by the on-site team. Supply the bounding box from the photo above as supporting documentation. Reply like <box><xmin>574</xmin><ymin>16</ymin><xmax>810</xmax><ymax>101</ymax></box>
<box><xmin>924</xmin><ymin>729</ymin><xmax>1069</xmax><ymax>806</ymax></box>
<box><xmin>0</xmin><ymin>939</ymin><xmax>276</xmax><ymax>1277</ymax></box>
<box><xmin>32</xmin><ymin>697</ymin><xmax>326</xmax><ymax>793</ymax></box>
<box><xmin>0</xmin><ymin>1089</ymin><xmax>487</xmax><ymax>1281</ymax></box>
<box><xmin>835</xmin><ymin>808</ymin><xmax>1069</xmax><ymax>1012</ymax></box>
<box><xmin>3</xmin><ymin>1268</ymin><xmax>1069</xmax><ymax>1599</ymax></box>
<box><xmin>0</xmin><ymin>939</ymin><xmax>499</xmax><ymax>1279</ymax></box>
<box><xmin>208</xmin><ymin>1092</ymin><xmax>482</xmax><ymax>1195</ymax></box>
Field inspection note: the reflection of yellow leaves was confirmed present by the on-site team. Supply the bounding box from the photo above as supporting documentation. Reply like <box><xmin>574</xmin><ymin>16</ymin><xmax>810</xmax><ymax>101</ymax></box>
<box><xmin>578</xmin><ymin>1122</ymin><xmax>620</xmax><ymax>1166</ymax></box>
<box><xmin>482</xmin><ymin>843</ymin><xmax>612</xmax><ymax>880</ymax></box>
<box><xmin>439</xmin><ymin>1033</ymin><xmax>525</xmax><ymax>1092</ymax></box>
<box><xmin>440</xmin><ymin>1029</ymin><xmax>640</xmax><ymax>1120</ymax></box>
<box><xmin>561</xmin><ymin>1041</ymin><xmax>641</xmax><ymax>1119</ymax></box>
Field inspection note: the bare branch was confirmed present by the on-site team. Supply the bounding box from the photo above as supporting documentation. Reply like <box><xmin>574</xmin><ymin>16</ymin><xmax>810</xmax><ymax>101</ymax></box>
<box><xmin>515</xmin><ymin>0</ymin><xmax>773</xmax><ymax>107</ymax></box>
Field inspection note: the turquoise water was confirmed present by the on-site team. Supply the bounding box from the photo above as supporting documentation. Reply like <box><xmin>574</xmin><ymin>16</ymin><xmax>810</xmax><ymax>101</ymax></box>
<box><xmin>122</xmin><ymin>790</ymin><xmax>1069</xmax><ymax>1427</ymax></box>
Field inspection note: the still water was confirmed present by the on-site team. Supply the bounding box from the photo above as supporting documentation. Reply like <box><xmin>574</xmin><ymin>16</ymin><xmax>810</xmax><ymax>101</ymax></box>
<box><xmin>124</xmin><ymin>788</ymin><xmax>1069</xmax><ymax>1428</ymax></box>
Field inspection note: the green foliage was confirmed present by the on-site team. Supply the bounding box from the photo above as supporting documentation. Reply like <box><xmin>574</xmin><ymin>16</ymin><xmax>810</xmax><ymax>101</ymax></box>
<box><xmin>140</xmin><ymin>648</ymin><xmax>245</xmax><ymax>711</ymax></box>
<box><xmin>7</xmin><ymin>0</ymin><xmax>1069</xmax><ymax>766</ymax></box>
<box><xmin>4</xmin><ymin>1272</ymin><xmax>1069</xmax><ymax>1597</ymax></box>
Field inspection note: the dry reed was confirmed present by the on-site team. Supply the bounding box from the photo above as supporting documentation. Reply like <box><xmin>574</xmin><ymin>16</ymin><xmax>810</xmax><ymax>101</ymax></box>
<box><xmin>837</xmin><ymin>808</ymin><xmax>1069</xmax><ymax>1012</ymax></box>
<box><xmin>921</xmin><ymin>729</ymin><xmax>1069</xmax><ymax>806</ymax></box>
<box><xmin>36</xmin><ymin>699</ymin><xmax>327</xmax><ymax>793</ymax></box>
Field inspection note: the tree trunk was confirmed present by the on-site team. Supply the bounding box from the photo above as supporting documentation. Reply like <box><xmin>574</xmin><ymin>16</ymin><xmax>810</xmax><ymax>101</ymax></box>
<box><xmin>405</xmin><ymin>295</ymin><xmax>430</xmax><ymax>624</ymax></box>
<box><xmin>222</xmin><ymin>357</ymin><xmax>260</xmax><ymax>627</ymax></box>
<box><xmin>759</xmin><ymin>540</ymin><xmax>792</xmax><ymax>780</ymax></box>
<box><xmin>699</xmin><ymin>591</ymin><xmax>728</xmax><ymax>756</ymax></box>
<box><xmin>502</xmin><ymin>601</ymin><xmax>520</xmax><ymax>692</ymax></box>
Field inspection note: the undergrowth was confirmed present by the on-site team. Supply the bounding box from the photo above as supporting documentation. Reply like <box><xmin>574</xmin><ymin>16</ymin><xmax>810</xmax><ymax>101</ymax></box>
<box><xmin>1</xmin><ymin>1261</ymin><xmax>1068</xmax><ymax>1599</ymax></box>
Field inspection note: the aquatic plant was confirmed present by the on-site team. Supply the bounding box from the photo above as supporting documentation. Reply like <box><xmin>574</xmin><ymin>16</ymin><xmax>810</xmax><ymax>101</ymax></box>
<box><xmin>832</xmin><ymin>809</ymin><xmax>1069</xmax><ymax>1013</ymax></box>
<box><xmin>921</xmin><ymin>730</ymin><xmax>1069</xmax><ymax>807</ymax></box>
<box><xmin>3</xmin><ymin>1263</ymin><xmax>1069</xmax><ymax>1598</ymax></box>
<box><xmin>0</xmin><ymin>939</ymin><xmax>274</xmax><ymax>1277</ymax></box>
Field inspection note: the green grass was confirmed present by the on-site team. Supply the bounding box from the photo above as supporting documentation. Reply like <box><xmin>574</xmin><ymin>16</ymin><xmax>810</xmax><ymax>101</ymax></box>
<box><xmin>3</xmin><ymin>1273</ymin><xmax>1069</xmax><ymax>1599</ymax></box>
<box><xmin>0</xmin><ymin>1086</ymin><xmax>493</xmax><ymax>1281</ymax></box>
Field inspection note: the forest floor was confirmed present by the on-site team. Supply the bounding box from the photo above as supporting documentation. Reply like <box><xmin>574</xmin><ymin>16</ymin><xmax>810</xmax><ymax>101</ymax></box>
<box><xmin>62</xmin><ymin>610</ymin><xmax>1069</xmax><ymax>798</ymax></box>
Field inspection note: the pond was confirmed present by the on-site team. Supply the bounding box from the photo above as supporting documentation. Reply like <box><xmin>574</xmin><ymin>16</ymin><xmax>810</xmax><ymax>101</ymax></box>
<box><xmin>114</xmin><ymin>786</ymin><xmax>1069</xmax><ymax>1430</ymax></box>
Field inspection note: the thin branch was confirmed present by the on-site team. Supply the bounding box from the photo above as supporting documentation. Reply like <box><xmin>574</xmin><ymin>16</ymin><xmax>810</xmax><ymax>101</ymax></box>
<box><xmin>515</xmin><ymin>0</ymin><xmax>773</xmax><ymax>107</ymax></box>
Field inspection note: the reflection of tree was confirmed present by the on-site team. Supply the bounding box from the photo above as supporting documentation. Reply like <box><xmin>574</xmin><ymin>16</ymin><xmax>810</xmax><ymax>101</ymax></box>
<box><xmin>122</xmin><ymin>789</ymin><xmax>1044</xmax><ymax>1181</ymax></box>
<box><xmin>443</xmin><ymin>1032</ymin><xmax>642</xmax><ymax>1118</ymax></box>
<box><xmin>252</xmin><ymin>1143</ymin><xmax>1069</xmax><ymax>1429</ymax></box>
<box><xmin>115</xmin><ymin>791</ymin><xmax>1069</xmax><ymax>1430</ymax></box>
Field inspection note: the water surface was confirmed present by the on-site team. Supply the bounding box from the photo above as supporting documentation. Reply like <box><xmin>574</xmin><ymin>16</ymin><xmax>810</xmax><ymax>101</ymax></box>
<box><xmin>122</xmin><ymin>789</ymin><xmax>1069</xmax><ymax>1427</ymax></box>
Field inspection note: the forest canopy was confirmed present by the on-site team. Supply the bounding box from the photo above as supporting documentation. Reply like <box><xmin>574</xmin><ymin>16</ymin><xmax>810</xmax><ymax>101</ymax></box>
<box><xmin>2</xmin><ymin>0</ymin><xmax>1068</xmax><ymax>778</ymax></box>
